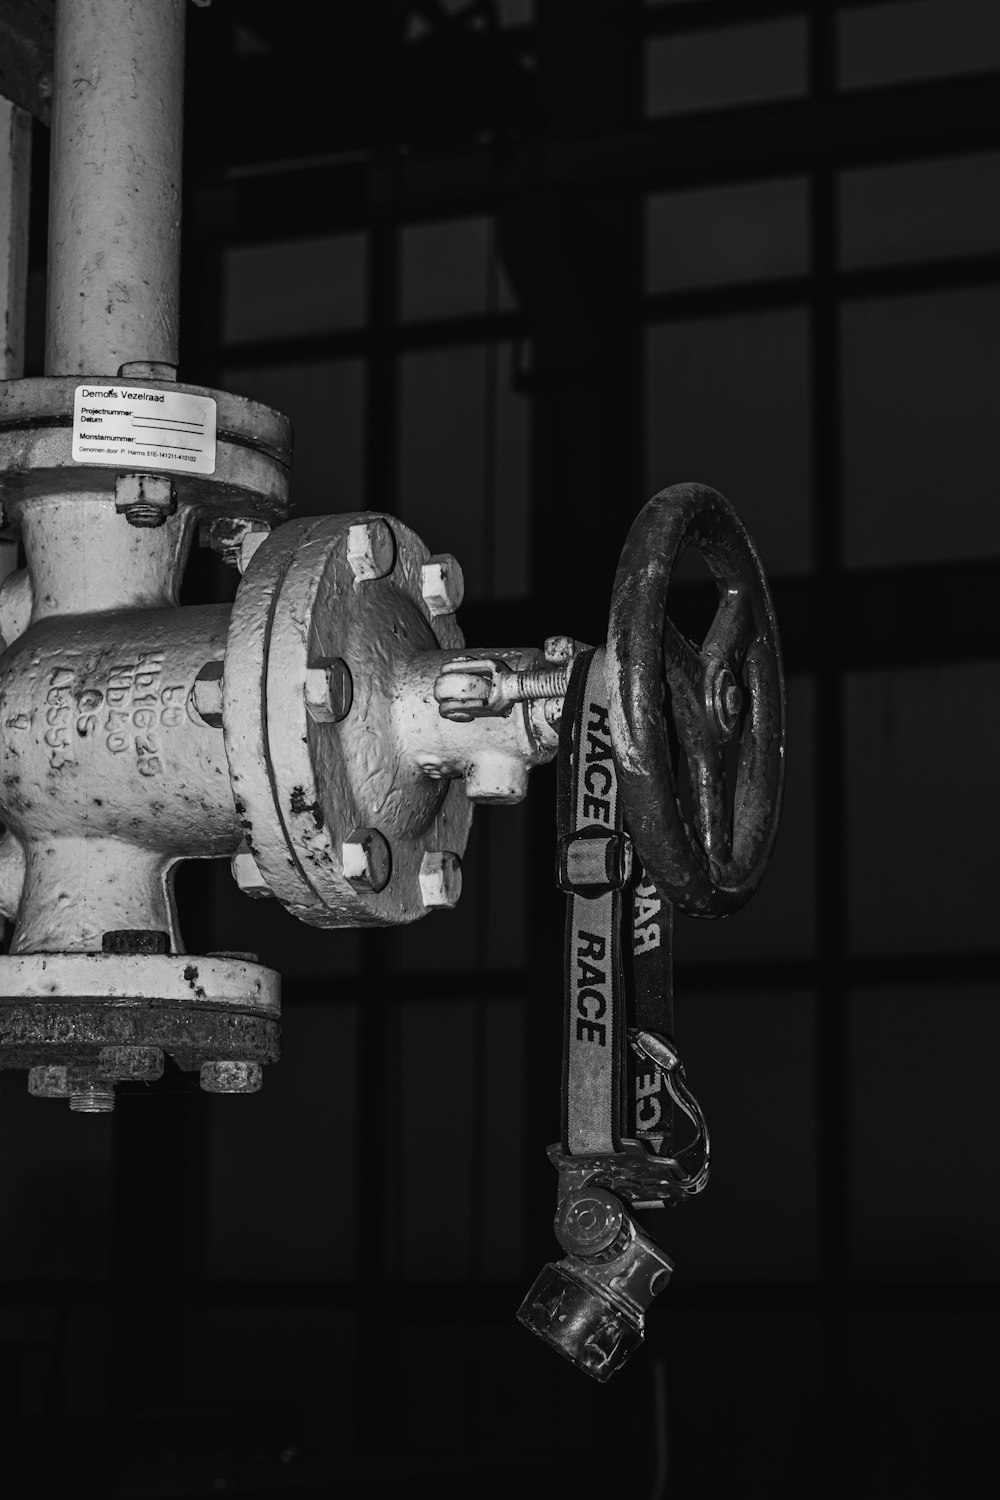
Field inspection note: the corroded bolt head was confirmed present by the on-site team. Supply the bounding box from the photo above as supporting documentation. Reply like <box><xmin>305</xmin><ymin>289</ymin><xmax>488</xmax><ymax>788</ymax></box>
<box><xmin>421</xmin><ymin>554</ymin><xmax>464</xmax><ymax>617</ymax></box>
<box><xmin>347</xmin><ymin>519</ymin><xmax>395</xmax><ymax>582</ymax></box>
<box><xmin>418</xmin><ymin>851</ymin><xmax>463</xmax><ymax>910</ymax></box>
<box><xmin>114</xmin><ymin>472</ymin><xmax>176</xmax><ymax>527</ymax></box>
<box><xmin>544</xmin><ymin>635</ymin><xmax>576</xmax><ymax>664</ymax></box>
<box><xmin>98</xmin><ymin>1046</ymin><xmax>164</xmax><ymax>1082</ymax></box>
<box><xmin>28</xmin><ymin>1064</ymin><xmax>69</xmax><ymax>1099</ymax></box>
<box><xmin>231</xmin><ymin>840</ymin><xmax>271</xmax><ymax>899</ymax></box>
<box><xmin>305</xmin><ymin>658</ymin><xmax>353</xmax><ymax>723</ymax></box>
<box><xmin>191</xmin><ymin>661</ymin><xmax>224</xmax><ymax>728</ymax></box>
<box><xmin>710</xmin><ymin>663</ymin><xmax>741</xmax><ymax>741</ymax></box>
<box><xmin>555</xmin><ymin>1188</ymin><xmax>625</xmax><ymax>1257</ymax></box>
<box><xmin>342</xmin><ymin>827</ymin><xmax>392</xmax><ymax>893</ymax></box>
<box><xmin>202</xmin><ymin>517</ymin><xmax>271</xmax><ymax>570</ymax></box>
<box><xmin>200</xmin><ymin>1060</ymin><xmax>262</xmax><ymax>1095</ymax></box>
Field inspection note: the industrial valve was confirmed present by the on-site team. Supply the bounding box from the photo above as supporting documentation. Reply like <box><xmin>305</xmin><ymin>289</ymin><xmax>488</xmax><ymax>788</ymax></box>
<box><xmin>0</xmin><ymin>379</ymin><xmax>569</xmax><ymax>1103</ymax></box>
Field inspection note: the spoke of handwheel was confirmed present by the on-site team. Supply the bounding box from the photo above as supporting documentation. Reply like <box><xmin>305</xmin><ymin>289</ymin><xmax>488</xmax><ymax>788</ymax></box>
<box><xmin>689</xmin><ymin>737</ymin><xmax>732</xmax><ymax>867</ymax></box>
<box><xmin>664</xmin><ymin>615</ymin><xmax>704</xmax><ymax>699</ymax></box>
<box><xmin>703</xmin><ymin>582</ymin><xmax>754</xmax><ymax>670</ymax></box>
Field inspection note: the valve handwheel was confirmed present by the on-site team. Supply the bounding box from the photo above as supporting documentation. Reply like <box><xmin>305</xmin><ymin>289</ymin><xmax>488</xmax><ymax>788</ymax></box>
<box><xmin>606</xmin><ymin>482</ymin><xmax>785</xmax><ymax>917</ymax></box>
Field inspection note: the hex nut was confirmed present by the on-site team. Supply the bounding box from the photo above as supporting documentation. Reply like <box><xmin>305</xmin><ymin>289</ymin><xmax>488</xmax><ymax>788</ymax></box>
<box><xmin>418</xmin><ymin>851</ymin><xmax>463</xmax><ymax>910</ymax></box>
<box><xmin>464</xmin><ymin>752</ymin><xmax>529</xmax><ymax>804</ymax></box>
<box><xmin>200</xmin><ymin>1060</ymin><xmax>262</xmax><ymax>1095</ymax></box>
<box><xmin>342</xmin><ymin>827</ymin><xmax>392</xmax><ymax>893</ymax></box>
<box><xmin>114</xmin><ymin>472</ymin><xmax>176</xmax><ymax>527</ymax></box>
<box><xmin>239</xmin><ymin>527</ymin><xmax>270</xmax><ymax>574</ymax></box>
<box><xmin>347</xmin><ymin>519</ymin><xmax>396</xmax><ymax>582</ymax></box>
<box><xmin>544</xmin><ymin>635</ymin><xmax>576</xmax><ymax>664</ymax></box>
<box><xmin>191</xmin><ymin>660</ymin><xmax>224</xmax><ymax>728</ymax></box>
<box><xmin>231</xmin><ymin>840</ymin><xmax>272</xmax><ymax>899</ymax></box>
<box><xmin>28</xmin><ymin>1064</ymin><xmax>69</xmax><ymax>1098</ymax></box>
<box><xmin>98</xmin><ymin>1046</ymin><xmax>164</xmax><ymax>1082</ymax></box>
<box><xmin>305</xmin><ymin>658</ymin><xmax>353</xmax><ymax>724</ymax></box>
<box><xmin>421</xmin><ymin>554</ymin><xmax>464</xmax><ymax>617</ymax></box>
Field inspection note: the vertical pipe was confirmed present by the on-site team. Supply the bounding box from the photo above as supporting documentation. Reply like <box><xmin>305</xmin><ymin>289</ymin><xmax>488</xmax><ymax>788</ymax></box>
<box><xmin>44</xmin><ymin>0</ymin><xmax>186</xmax><ymax>377</ymax></box>
<box><xmin>0</xmin><ymin>97</ymin><xmax>31</xmax><ymax>383</ymax></box>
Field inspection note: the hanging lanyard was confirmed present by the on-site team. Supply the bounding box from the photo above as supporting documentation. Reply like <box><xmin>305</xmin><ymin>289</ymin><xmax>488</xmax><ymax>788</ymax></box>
<box><xmin>556</xmin><ymin>646</ymin><xmax>709</xmax><ymax>1202</ymax></box>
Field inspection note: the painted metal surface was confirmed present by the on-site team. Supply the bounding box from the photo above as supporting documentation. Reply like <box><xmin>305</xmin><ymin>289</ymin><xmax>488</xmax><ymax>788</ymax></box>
<box><xmin>45</xmin><ymin>0</ymin><xmax>186</xmax><ymax>376</ymax></box>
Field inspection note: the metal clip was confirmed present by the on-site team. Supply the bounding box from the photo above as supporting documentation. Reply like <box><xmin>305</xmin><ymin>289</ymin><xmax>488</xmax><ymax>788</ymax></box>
<box><xmin>556</xmin><ymin>829</ymin><xmax>633</xmax><ymax>896</ymax></box>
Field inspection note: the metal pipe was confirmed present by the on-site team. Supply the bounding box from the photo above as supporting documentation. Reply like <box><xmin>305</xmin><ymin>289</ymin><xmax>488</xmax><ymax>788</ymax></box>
<box><xmin>44</xmin><ymin>0</ymin><xmax>186</xmax><ymax>377</ymax></box>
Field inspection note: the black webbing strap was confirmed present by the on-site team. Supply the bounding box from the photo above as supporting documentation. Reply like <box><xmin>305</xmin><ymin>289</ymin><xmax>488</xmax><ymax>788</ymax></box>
<box><xmin>558</xmin><ymin>647</ymin><xmax>709</xmax><ymax>1195</ymax></box>
<box><xmin>558</xmin><ymin>647</ymin><xmax>627</xmax><ymax>1156</ymax></box>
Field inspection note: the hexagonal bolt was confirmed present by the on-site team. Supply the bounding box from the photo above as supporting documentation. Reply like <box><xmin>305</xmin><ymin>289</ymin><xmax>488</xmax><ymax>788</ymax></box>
<box><xmin>201</xmin><ymin>517</ymin><xmax>271</xmax><ymax>570</ymax></box>
<box><xmin>347</xmin><ymin>518</ymin><xmax>395</xmax><ymax>582</ymax></box>
<box><xmin>464</xmin><ymin>753</ymin><xmax>529</xmax><ymax>805</ymax></box>
<box><xmin>421</xmin><ymin>554</ymin><xmax>464</xmax><ymax>617</ymax></box>
<box><xmin>418</xmin><ymin>851</ymin><xmax>463</xmax><ymax>910</ymax></box>
<box><xmin>544</xmin><ymin>635</ymin><xmax>577</xmax><ymax>664</ymax></box>
<box><xmin>191</xmin><ymin>660</ymin><xmax>224</xmax><ymax>728</ymax></box>
<box><xmin>70</xmin><ymin>1083</ymin><xmax>116</xmax><ymax>1114</ymax></box>
<box><xmin>98</xmin><ymin>1046</ymin><xmax>164</xmax><ymax>1083</ymax></box>
<box><xmin>114</xmin><ymin>472</ymin><xmax>176</xmax><ymax>528</ymax></box>
<box><xmin>239</xmin><ymin>526</ymin><xmax>270</xmax><ymax>574</ymax></box>
<box><xmin>28</xmin><ymin>1064</ymin><xmax>69</xmax><ymax>1099</ymax></box>
<box><xmin>231</xmin><ymin>840</ymin><xmax>272</xmax><ymax>900</ymax></box>
<box><xmin>342</xmin><ymin>827</ymin><xmax>392</xmax><ymax>893</ymax></box>
<box><xmin>304</xmin><ymin>658</ymin><xmax>353</xmax><ymax>724</ymax></box>
<box><xmin>200</xmin><ymin>1060</ymin><xmax>262</xmax><ymax>1095</ymax></box>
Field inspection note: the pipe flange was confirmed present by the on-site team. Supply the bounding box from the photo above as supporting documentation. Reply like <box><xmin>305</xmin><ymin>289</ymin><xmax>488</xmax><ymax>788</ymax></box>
<box><xmin>0</xmin><ymin>952</ymin><xmax>280</xmax><ymax>1072</ymax></box>
<box><xmin>0</xmin><ymin>377</ymin><xmax>291</xmax><ymax>525</ymax></box>
<box><xmin>223</xmin><ymin>513</ymin><xmax>473</xmax><ymax>926</ymax></box>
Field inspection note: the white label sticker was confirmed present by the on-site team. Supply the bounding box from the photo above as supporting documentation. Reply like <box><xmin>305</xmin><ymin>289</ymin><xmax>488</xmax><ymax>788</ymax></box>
<box><xmin>72</xmin><ymin>385</ymin><xmax>217</xmax><ymax>475</ymax></box>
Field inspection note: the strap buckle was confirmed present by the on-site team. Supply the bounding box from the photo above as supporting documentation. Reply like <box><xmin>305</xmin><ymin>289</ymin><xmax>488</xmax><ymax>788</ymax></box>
<box><xmin>556</xmin><ymin>828</ymin><xmax>633</xmax><ymax>897</ymax></box>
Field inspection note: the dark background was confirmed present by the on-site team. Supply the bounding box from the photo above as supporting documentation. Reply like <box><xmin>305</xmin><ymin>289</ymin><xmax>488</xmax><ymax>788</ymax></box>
<box><xmin>3</xmin><ymin>1</ymin><xmax>1000</xmax><ymax>1494</ymax></box>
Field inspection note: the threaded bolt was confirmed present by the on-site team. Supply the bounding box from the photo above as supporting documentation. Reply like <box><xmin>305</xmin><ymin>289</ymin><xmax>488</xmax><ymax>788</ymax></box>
<box><xmin>70</xmin><ymin>1083</ymin><xmax>116</xmax><ymax>1114</ymax></box>
<box><xmin>515</xmin><ymin>665</ymin><xmax>571</xmax><ymax>700</ymax></box>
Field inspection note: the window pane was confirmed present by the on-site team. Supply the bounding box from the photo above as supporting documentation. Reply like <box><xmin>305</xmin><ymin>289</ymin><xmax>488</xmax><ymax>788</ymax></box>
<box><xmin>222</xmin><ymin>359</ymin><xmax>365</xmax><ymax>516</ymax></box>
<box><xmin>401</xmin><ymin>217</ymin><xmax>515</xmax><ymax>322</ymax></box>
<box><xmin>387</xmin><ymin>998</ymin><xmax>525</xmax><ymax>1280</ymax></box>
<box><xmin>206</xmin><ymin>1001</ymin><xmax>360</xmax><ymax>1279</ymax></box>
<box><xmin>847</xmin><ymin>662</ymin><xmax>1000</xmax><ymax>954</ymax></box>
<box><xmin>646</xmin><ymin>19</ymin><xmax>808</xmax><ymax>117</ymax></box>
<box><xmin>666</xmin><ymin>990</ymin><xmax>819</xmax><ymax>1280</ymax></box>
<box><xmin>394</xmin><ymin>803</ymin><xmax>527</xmax><ymax>973</ymax></box>
<box><xmin>647</xmin><ymin>177</ymin><xmax>809</xmax><ymax>293</ymax></box>
<box><xmin>838</xmin><ymin>0</ymin><xmax>1000</xmax><ymax>90</ymax></box>
<box><xmin>850</xmin><ymin>986</ymin><xmax>1000</xmax><ymax>1278</ymax></box>
<box><xmin>840</xmin><ymin>153</ymin><xmax>1000</xmax><ymax>270</ymax></box>
<box><xmin>645</xmin><ymin>310</ymin><xmax>812</xmax><ymax>575</ymax></box>
<box><xmin>398</xmin><ymin>343</ymin><xmax>530</xmax><ymax>600</ymax></box>
<box><xmin>223</xmin><ymin>234</ymin><xmax>366</xmax><ymax>344</ymax></box>
<box><xmin>850</xmin><ymin>1313</ymin><xmax>999</xmax><ymax>1494</ymax></box>
<box><xmin>842</xmin><ymin>288</ymin><xmax>1000</xmax><ymax>569</ymax></box>
<box><xmin>674</xmin><ymin>674</ymin><xmax>816</xmax><ymax>965</ymax></box>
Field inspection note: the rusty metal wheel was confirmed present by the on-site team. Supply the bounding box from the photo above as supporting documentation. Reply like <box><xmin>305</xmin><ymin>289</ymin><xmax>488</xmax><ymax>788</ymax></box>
<box><xmin>606</xmin><ymin>482</ymin><xmax>785</xmax><ymax>917</ymax></box>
